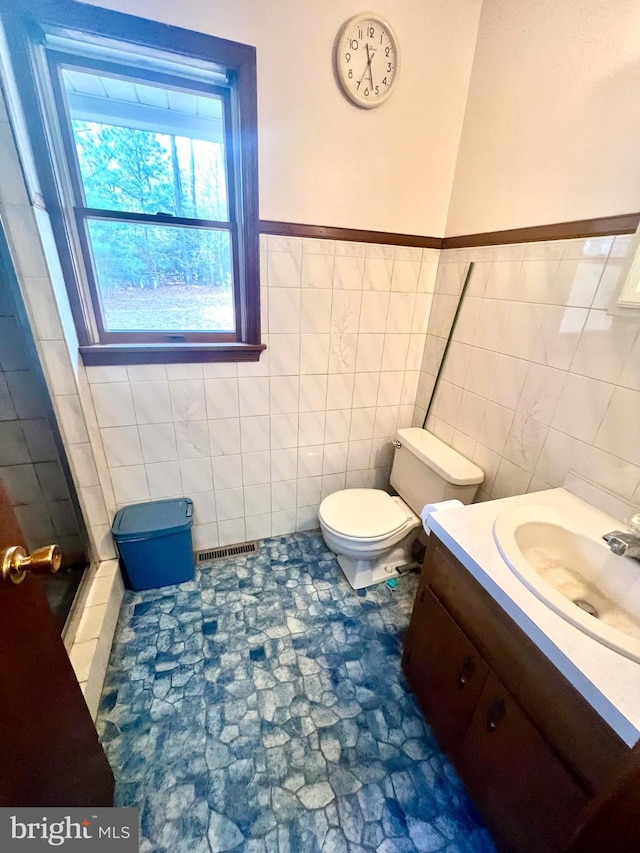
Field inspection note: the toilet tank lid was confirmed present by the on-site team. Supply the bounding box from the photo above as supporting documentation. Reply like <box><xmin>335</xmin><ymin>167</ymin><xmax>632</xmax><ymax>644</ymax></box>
<box><xmin>396</xmin><ymin>429</ymin><xmax>484</xmax><ymax>486</ymax></box>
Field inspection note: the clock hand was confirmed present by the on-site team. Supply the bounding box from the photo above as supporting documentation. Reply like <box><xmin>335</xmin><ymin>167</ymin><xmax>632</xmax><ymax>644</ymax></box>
<box><xmin>365</xmin><ymin>43</ymin><xmax>375</xmax><ymax>90</ymax></box>
<box><xmin>356</xmin><ymin>52</ymin><xmax>371</xmax><ymax>89</ymax></box>
<box><xmin>356</xmin><ymin>44</ymin><xmax>376</xmax><ymax>93</ymax></box>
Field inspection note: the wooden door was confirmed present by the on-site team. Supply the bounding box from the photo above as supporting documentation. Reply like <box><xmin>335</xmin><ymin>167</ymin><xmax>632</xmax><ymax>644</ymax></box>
<box><xmin>457</xmin><ymin>671</ymin><xmax>588</xmax><ymax>853</ymax></box>
<box><xmin>0</xmin><ymin>497</ymin><xmax>114</xmax><ymax>807</ymax></box>
<box><xmin>403</xmin><ymin>584</ymin><xmax>489</xmax><ymax>752</ymax></box>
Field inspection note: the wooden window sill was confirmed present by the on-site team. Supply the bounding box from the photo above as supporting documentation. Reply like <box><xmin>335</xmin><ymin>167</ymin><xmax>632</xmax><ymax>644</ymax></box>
<box><xmin>79</xmin><ymin>342</ymin><xmax>266</xmax><ymax>365</ymax></box>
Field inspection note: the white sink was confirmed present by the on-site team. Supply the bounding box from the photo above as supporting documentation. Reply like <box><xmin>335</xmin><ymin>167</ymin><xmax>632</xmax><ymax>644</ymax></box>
<box><xmin>493</xmin><ymin>505</ymin><xmax>640</xmax><ymax>663</ymax></box>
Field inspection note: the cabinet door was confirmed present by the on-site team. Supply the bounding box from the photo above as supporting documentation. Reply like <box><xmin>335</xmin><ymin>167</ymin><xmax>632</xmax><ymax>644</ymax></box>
<box><xmin>403</xmin><ymin>586</ymin><xmax>489</xmax><ymax>752</ymax></box>
<box><xmin>458</xmin><ymin>672</ymin><xmax>588</xmax><ymax>853</ymax></box>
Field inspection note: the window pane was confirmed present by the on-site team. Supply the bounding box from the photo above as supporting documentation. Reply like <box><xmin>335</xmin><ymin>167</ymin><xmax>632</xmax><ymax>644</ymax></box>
<box><xmin>86</xmin><ymin>220</ymin><xmax>235</xmax><ymax>332</ymax></box>
<box><xmin>61</xmin><ymin>68</ymin><xmax>229</xmax><ymax>221</ymax></box>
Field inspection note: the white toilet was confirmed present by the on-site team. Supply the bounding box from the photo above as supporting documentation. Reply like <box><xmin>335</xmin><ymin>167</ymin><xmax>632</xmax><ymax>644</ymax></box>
<box><xmin>319</xmin><ymin>428</ymin><xmax>484</xmax><ymax>589</ymax></box>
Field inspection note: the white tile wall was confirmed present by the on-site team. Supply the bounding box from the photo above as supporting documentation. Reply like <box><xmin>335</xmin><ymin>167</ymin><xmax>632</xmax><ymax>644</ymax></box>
<box><xmin>7</xmin><ymin>23</ymin><xmax>636</xmax><ymax>574</ymax></box>
<box><xmin>76</xmin><ymin>234</ymin><xmax>435</xmax><ymax>548</ymax></box>
<box><xmin>0</xmin><ymin>102</ymin><xmax>119</xmax><ymax>572</ymax></box>
<box><xmin>0</xmin><ymin>79</ymin><xmax>120</xmax><ymax>566</ymax></box>
<box><xmin>422</xmin><ymin>236</ymin><xmax>640</xmax><ymax>506</ymax></box>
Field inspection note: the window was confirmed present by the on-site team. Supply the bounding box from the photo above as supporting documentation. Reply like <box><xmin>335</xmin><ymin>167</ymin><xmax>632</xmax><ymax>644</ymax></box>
<box><xmin>55</xmin><ymin>59</ymin><xmax>237</xmax><ymax>340</ymax></box>
<box><xmin>2</xmin><ymin>0</ymin><xmax>262</xmax><ymax>363</ymax></box>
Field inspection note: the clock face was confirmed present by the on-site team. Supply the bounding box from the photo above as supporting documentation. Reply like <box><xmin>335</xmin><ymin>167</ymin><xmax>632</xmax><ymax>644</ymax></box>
<box><xmin>336</xmin><ymin>14</ymin><xmax>399</xmax><ymax>108</ymax></box>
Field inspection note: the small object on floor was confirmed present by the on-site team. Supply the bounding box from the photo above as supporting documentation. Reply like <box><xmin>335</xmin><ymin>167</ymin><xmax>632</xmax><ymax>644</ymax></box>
<box><xmin>111</xmin><ymin>498</ymin><xmax>194</xmax><ymax>590</ymax></box>
<box><xmin>386</xmin><ymin>578</ymin><xmax>398</xmax><ymax>589</ymax></box>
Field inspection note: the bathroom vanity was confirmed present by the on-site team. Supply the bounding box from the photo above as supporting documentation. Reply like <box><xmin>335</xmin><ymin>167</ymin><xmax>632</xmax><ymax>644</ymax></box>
<box><xmin>403</xmin><ymin>490</ymin><xmax>640</xmax><ymax>852</ymax></box>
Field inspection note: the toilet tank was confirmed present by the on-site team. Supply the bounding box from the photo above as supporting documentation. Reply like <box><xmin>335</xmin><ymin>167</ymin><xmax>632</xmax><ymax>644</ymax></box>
<box><xmin>390</xmin><ymin>428</ymin><xmax>484</xmax><ymax>515</ymax></box>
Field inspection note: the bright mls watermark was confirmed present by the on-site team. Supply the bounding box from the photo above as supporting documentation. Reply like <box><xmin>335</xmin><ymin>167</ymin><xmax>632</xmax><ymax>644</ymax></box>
<box><xmin>0</xmin><ymin>809</ymin><xmax>139</xmax><ymax>851</ymax></box>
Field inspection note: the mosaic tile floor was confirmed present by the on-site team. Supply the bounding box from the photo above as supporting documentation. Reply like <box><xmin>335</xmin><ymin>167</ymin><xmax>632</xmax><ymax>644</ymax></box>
<box><xmin>97</xmin><ymin>531</ymin><xmax>495</xmax><ymax>853</ymax></box>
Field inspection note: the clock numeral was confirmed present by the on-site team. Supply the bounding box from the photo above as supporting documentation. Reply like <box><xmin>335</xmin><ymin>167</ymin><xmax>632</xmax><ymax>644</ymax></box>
<box><xmin>385</xmin><ymin>46</ymin><xmax>390</xmax><ymax>57</ymax></box>
<box><xmin>368</xmin><ymin>26</ymin><xmax>375</xmax><ymax>37</ymax></box>
<box><xmin>358</xmin><ymin>28</ymin><xmax>362</xmax><ymax>39</ymax></box>
<box><xmin>350</xmin><ymin>38</ymin><xmax>359</xmax><ymax>50</ymax></box>
<box><xmin>364</xmin><ymin>87</ymin><xmax>369</xmax><ymax>97</ymax></box>
<box><xmin>345</xmin><ymin>52</ymin><xmax>351</xmax><ymax>63</ymax></box>
<box><xmin>375</xmin><ymin>85</ymin><xmax>380</xmax><ymax>95</ymax></box>
<box><xmin>382</xmin><ymin>76</ymin><xmax>388</xmax><ymax>86</ymax></box>
<box><xmin>348</xmin><ymin>68</ymin><xmax>353</xmax><ymax>79</ymax></box>
<box><xmin>356</xmin><ymin>81</ymin><xmax>361</xmax><ymax>90</ymax></box>
<box><xmin>387</xmin><ymin>62</ymin><xmax>392</xmax><ymax>72</ymax></box>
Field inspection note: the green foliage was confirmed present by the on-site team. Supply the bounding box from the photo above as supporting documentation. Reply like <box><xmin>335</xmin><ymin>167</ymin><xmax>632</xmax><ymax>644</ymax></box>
<box><xmin>73</xmin><ymin>121</ymin><xmax>231</xmax><ymax>301</ymax></box>
<box><xmin>73</xmin><ymin>122</ymin><xmax>172</xmax><ymax>213</ymax></box>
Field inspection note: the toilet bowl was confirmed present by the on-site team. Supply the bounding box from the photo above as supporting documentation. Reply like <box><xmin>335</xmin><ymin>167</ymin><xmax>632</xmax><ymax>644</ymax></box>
<box><xmin>319</xmin><ymin>428</ymin><xmax>484</xmax><ymax>590</ymax></box>
<box><xmin>319</xmin><ymin>489</ymin><xmax>421</xmax><ymax>589</ymax></box>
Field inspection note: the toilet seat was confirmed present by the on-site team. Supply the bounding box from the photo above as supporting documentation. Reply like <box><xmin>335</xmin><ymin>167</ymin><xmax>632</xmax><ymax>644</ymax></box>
<box><xmin>319</xmin><ymin>489</ymin><xmax>409</xmax><ymax>541</ymax></box>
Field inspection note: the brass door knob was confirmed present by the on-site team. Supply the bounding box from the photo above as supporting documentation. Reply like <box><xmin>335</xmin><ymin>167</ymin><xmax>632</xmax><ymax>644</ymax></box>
<box><xmin>1</xmin><ymin>545</ymin><xmax>62</xmax><ymax>585</ymax></box>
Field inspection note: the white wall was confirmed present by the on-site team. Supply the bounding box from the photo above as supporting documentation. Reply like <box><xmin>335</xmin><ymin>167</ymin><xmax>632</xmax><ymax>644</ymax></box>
<box><xmin>0</xmin><ymin>85</ymin><xmax>119</xmax><ymax>567</ymax></box>
<box><xmin>423</xmin><ymin>237</ymin><xmax>640</xmax><ymax>508</ymax></box>
<box><xmin>0</xmin><ymin>3</ymin><xmax>443</xmax><ymax>559</ymax></box>
<box><xmin>446</xmin><ymin>0</ymin><xmax>640</xmax><ymax>236</ymax></box>
<box><xmin>4</xmin><ymin>0</ymin><xmax>640</xmax><ymax>558</ymax></box>
<box><xmin>84</xmin><ymin>236</ymin><xmax>438</xmax><ymax>548</ymax></box>
<box><xmin>79</xmin><ymin>0</ymin><xmax>482</xmax><ymax>236</ymax></box>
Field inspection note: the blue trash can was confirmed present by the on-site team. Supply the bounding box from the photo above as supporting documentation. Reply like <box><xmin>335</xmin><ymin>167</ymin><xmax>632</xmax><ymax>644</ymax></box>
<box><xmin>111</xmin><ymin>498</ymin><xmax>195</xmax><ymax>591</ymax></box>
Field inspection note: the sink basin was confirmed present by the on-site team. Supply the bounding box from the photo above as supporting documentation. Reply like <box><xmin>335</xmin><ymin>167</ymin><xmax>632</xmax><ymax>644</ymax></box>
<box><xmin>493</xmin><ymin>505</ymin><xmax>640</xmax><ymax>662</ymax></box>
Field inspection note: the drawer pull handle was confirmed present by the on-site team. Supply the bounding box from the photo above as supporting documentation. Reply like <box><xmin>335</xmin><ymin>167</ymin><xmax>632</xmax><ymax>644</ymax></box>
<box><xmin>487</xmin><ymin>699</ymin><xmax>506</xmax><ymax>732</ymax></box>
<box><xmin>458</xmin><ymin>655</ymin><xmax>475</xmax><ymax>687</ymax></box>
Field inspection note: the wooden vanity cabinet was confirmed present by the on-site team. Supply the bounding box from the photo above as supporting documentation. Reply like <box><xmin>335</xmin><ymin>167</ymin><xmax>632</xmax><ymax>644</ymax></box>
<box><xmin>458</xmin><ymin>671</ymin><xmax>588</xmax><ymax>852</ymax></box>
<box><xmin>403</xmin><ymin>534</ymin><xmax>631</xmax><ymax>853</ymax></box>
<box><xmin>404</xmin><ymin>583</ymin><xmax>489</xmax><ymax>753</ymax></box>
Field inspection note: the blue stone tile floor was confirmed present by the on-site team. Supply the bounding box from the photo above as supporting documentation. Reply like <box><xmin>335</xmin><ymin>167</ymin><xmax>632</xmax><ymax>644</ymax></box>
<box><xmin>97</xmin><ymin>531</ymin><xmax>496</xmax><ymax>853</ymax></box>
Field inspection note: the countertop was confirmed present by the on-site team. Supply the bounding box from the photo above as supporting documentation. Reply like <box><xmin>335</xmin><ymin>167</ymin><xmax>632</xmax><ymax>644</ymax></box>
<box><xmin>427</xmin><ymin>488</ymin><xmax>640</xmax><ymax>747</ymax></box>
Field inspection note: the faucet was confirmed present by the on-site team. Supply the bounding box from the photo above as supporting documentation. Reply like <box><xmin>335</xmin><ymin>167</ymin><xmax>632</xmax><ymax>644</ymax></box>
<box><xmin>603</xmin><ymin>514</ymin><xmax>640</xmax><ymax>560</ymax></box>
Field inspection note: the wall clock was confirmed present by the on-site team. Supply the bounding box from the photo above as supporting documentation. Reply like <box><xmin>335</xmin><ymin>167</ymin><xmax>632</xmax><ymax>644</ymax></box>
<box><xmin>336</xmin><ymin>13</ymin><xmax>400</xmax><ymax>108</ymax></box>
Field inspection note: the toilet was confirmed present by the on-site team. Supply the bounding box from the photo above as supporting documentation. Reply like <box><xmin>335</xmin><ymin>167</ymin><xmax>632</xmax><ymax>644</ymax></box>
<box><xmin>319</xmin><ymin>428</ymin><xmax>484</xmax><ymax>589</ymax></box>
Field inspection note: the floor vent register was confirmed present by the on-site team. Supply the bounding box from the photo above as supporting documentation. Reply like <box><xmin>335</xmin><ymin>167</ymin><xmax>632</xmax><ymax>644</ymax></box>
<box><xmin>195</xmin><ymin>541</ymin><xmax>259</xmax><ymax>564</ymax></box>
